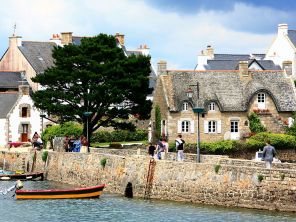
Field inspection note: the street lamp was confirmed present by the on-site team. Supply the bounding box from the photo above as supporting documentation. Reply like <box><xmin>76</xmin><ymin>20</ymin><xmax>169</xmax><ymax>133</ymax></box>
<box><xmin>186</xmin><ymin>86</ymin><xmax>204</xmax><ymax>163</ymax></box>
<box><xmin>83</xmin><ymin>111</ymin><xmax>92</xmax><ymax>153</ymax></box>
<box><xmin>40</xmin><ymin>114</ymin><xmax>46</xmax><ymax>133</ymax></box>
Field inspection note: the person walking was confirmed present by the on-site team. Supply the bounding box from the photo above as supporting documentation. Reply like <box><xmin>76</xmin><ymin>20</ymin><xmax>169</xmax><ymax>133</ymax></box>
<box><xmin>262</xmin><ymin>140</ymin><xmax>276</xmax><ymax>169</ymax></box>
<box><xmin>175</xmin><ymin>135</ymin><xmax>185</xmax><ymax>161</ymax></box>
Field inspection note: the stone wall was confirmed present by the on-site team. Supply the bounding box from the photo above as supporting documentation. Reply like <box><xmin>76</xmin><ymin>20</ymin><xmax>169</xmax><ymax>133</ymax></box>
<box><xmin>1</xmin><ymin>150</ymin><xmax>296</xmax><ymax>212</ymax></box>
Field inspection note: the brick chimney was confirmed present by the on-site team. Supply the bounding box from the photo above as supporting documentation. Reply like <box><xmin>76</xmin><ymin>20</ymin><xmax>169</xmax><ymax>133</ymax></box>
<box><xmin>157</xmin><ymin>60</ymin><xmax>167</xmax><ymax>75</ymax></box>
<box><xmin>278</xmin><ymin>23</ymin><xmax>288</xmax><ymax>36</ymax></box>
<box><xmin>61</xmin><ymin>32</ymin><xmax>73</xmax><ymax>45</ymax></box>
<box><xmin>9</xmin><ymin>35</ymin><xmax>22</xmax><ymax>48</ymax></box>
<box><xmin>206</xmin><ymin>45</ymin><xmax>214</xmax><ymax>59</ymax></box>
<box><xmin>115</xmin><ymin>33</ymin><xmax>125</xmax><ymax>45</ymax></box>
<box><xmin>239</xmin><ymin>61</ymin><xmax>249</xmax><ymax>77</ymax></box>
<box><xmin>50</xmin><ymin>33</ymin><xmax>62</xmax><ymax>46</ymax></box>
<box><xmin>19</xmin><ymin>85</ymin><xmax>30</xmax><ymax>96</ymax></box>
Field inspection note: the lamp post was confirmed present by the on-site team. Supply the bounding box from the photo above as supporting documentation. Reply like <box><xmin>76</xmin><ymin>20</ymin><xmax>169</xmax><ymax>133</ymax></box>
<box><xmin>186</xmin><ymin>87</ymin><xmax>204</xmax><ymax>163</ymax></box>
<box><xmin>83</xmin><ymin>111</ymin><xmax>92</xmax><ymax>153</ymax></box>
<box><xmin>40</xmin><ymin>114</ymin><xmax>46</xmax><ymax>133</ymax></box>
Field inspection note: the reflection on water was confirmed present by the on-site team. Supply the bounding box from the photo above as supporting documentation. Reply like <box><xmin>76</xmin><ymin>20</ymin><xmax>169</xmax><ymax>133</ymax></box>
<box><xmin>0</xmin><ymin>181</ymin><xmax>295</xmax><ymax>222</ymax></box>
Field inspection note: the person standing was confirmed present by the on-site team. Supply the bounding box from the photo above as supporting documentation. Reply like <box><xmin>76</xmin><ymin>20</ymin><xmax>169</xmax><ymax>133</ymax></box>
<box><xmin>147</xmin><ymin>142</ymin><xmax>156</xmax><ymax>158</ymax></box>
<box><xmin>262</xmin><ymin>140</ymin><xmax>276</xmax><ymax>169</ymax></box>
<box><xmin>161</xmin><ymin>138</ymin><xmax>169</xmax><ymax>160</ymax></box>
<box><xmin>176</xmin><ymin>135</ymin><xmax>185</xmax><ymax>161</ymax></box>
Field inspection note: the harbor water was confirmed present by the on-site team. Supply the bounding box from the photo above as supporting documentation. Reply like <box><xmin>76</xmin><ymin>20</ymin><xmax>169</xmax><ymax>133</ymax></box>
<box><xmin>0</xmin><ymin>181</ymin><xmax>295</xmax><ymax>222</ymax></box>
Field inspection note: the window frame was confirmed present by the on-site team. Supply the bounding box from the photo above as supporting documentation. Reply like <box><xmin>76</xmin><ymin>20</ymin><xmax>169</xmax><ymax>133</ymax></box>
<box><xmin>230</xmin><ymin>121</ymin><xmax>239</xmax><ymax>133</ymax></box>
<box><xmin>209</xmin><ymin>102</ymin><xmax>215</xmax><ymax>111</ymax></box>
<box><xmin>21</xmin><ymin>107</ymin><xmax>28</xmax><ymax>118</ymax></box>
<box><xmin>181</xmin><ymin>120</ymin><xmax>190</xmax><ymax>133</ymax></box>
<box><xmin>182</xmin><ymin>102</ymin><xmax>189</xmax><ymax>111</ymax></box>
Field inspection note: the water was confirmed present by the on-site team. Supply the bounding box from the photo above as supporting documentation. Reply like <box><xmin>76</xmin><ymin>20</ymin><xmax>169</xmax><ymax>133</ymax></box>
<box><xmin>0</xmin><ymin>181</ymin><xmax>295</xmax><ymax>222</ymax></box>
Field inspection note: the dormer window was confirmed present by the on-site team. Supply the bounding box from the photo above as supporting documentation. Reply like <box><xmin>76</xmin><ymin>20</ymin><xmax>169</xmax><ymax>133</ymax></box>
<box><xmin>209</xmin><ymin>102</ymin><xmax>215</xmax><ymax>111</ymax></box>
<box><xmin>182</xmin><ymin>102</ymin><xmax>188</xmax><ymax>111</ymax></box>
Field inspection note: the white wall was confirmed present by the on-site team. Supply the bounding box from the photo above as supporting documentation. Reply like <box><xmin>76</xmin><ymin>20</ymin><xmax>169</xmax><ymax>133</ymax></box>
<box><xmin>0</xmin><ymin>119</ymin><xmax>6</xmax><ymax>147</ymax></box>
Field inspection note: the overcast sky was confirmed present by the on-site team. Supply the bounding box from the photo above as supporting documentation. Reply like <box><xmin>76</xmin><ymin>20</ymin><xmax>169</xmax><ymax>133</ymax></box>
<box><xmin>0</xmin><ymin>0</ymin><xmax>296</xmax><ymax>69</ymax></box>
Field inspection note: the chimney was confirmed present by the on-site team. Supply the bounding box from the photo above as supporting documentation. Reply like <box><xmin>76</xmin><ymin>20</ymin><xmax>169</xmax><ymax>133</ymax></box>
<box><xmin>206</xmin><ymin>45</ymin><xmax>214</xmax><ymax>59</ymax></box>
<box><xmin>9</xmin><ymin>35</ymin><xmax>22</xmax><ymax>48</ymax></box>
<box><xmin>50</xmin><ymin>34</ymin><xmax>62</xmax><ymax>46</ymax></box>
<box><xmin>138</xmin><ymin>44</ymin><xmax>150</xmax><ymax>56</ymax></box>
<box><xmin>157</xmin><ymin>60</ymin><xmax>167</xmax><ymax>75</ymax></box>
<box><xmin>19</xmin><ymin>85</ymin><xmax>30</xmax><ymax>96</ymax></box>
<box><xmin>115</xmin><ymin>33</ymin><xmax>125</xmax><ymax>45</ymax></box>
<box><xmin>61</xmin><ymin>32</ymin><xmax>73</xmax><ymax>45</ymax></box>
<box><xmin>278</xmin><ymin>23</ymin><xmax>288</xmax><ymax>36</ymax></box>
<box><xmin>238</xmin><ymin>61</ymin><xmax>249</xmax><ymax>77</ymax></box>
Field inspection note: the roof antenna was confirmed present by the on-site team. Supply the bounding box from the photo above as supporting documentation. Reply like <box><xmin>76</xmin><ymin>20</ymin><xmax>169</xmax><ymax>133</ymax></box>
<box><xmin>13</xmin><ymin>23</ymin><xmax>16</xmax><ymax>36</ymax></box>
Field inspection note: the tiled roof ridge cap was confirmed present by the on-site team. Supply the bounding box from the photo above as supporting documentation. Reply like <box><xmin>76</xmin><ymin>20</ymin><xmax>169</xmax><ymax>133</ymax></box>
<box><xmin>167</xmin><ymin>69</ymin><xmax>284</xmax><ymax>72</ymax></box>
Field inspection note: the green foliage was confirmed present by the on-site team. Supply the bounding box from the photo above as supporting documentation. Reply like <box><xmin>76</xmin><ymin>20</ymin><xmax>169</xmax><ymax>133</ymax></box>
<box><xmin>42</xmin><ymin>122</ymin><xmax>82</xmax><ymax>143</ymax></box>
<box><xmin>257</xmin><ymin>174</ymin><xmax>264</xmax><ymax>182</ymax></box>
<box><xmin>249</xmin><ymin>132</ymin><xmax>296</xmax><ymax>150</ymax></box>
<box><xmin>248</xmin><ymin>112</ymin><xmax>266</xmax><ymax>133</ymax></box>
<box><xmin>91</xmin><ymin>130</ymin><xmax>147</xmax><ymax>143</ymax></box>
<box><xmin>168</xmin><ymin>142</ymin><xmax>176</xmax><ymax>152</ymax></box>
<box><xmin>214</xmin><ymin>164</ymin><xmax>221</xmax><ymax>174</ymax></box>
<box><xmin>280</xmin><ymin>174</ymin><xmax>285</xmax><ymax>181</ymax></box>
<box><xmin>32</xmin><ymin>34</ymin><xmax>152</xmax><ymax>139</ymax></box>
<box><xmin>155</xmin><ymin>105</ymin><xmax>161</xmax><ymax>140</ymax></box>
<box><xmin>100</xmin><ymin>158</ymin><xmax>107</xmax><ymax>168</ymax></box>
<box><xmin>42</xmin><ymin>151</ymin><xmax>48</xmax><ymax>162</ymax></box>
<box><xmin>285</xmin><ymin>112</ymin><xmax>296</xmax><ymax>136</ymax></box>
<box><xmin>200</xmin><ymin>140</ymin><xmax>236</xmax><ymax>154</ymax></box>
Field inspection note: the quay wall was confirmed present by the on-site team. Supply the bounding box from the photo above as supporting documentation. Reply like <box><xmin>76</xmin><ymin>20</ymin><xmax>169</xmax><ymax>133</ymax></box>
<box><xmin>1</xmin><ymin>150</ymin><xmax>296</xmax><ymax>212</ymax></box>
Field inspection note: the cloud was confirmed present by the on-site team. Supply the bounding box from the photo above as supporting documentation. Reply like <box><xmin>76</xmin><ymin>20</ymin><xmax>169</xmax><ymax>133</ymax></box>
<box><xmin>0</xmin><ymin>0</ymin><xmax>292</xmax><ymax>69</ymax></box>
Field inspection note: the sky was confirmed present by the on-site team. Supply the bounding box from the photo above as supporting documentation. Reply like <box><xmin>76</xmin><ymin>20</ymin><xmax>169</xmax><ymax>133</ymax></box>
<box><xmin>1</xmin><ymin>0</ymin><xmax>296</xmax><ymax>70</ymax></box>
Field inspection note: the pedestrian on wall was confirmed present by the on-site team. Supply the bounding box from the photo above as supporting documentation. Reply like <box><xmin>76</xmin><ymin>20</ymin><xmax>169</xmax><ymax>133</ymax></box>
<box><xmin>147</xmin><ymin>142</ymin><xmax>156</xmax><ymax>158</ymax></box>
<box><xmin>80</xmin><ymin>135</ymin><xmax>88</xmax><ymax>153</ymax></box>
<box><xmin>156</xmin><ymin>139</ymin><xmax>164</xmax><ymax>160</ymax></box>
<box><xmin>262</xmin><ymin>139</ymin><xmax>276</xmax><ymax>169</ymax></box>
<box><xmin>63</xmin><ymin>135</ymin><xmax>69</xmax><ymax>152</ymax></box>
<box><xmin>175</xmin><ymin>135</ymin><xmax>185</xmax><ymax>161</ymax></box>
<box><xmin>160</xmin><ymin>138</ymin><xmax>169</xmax><ymax>160</ymax></box>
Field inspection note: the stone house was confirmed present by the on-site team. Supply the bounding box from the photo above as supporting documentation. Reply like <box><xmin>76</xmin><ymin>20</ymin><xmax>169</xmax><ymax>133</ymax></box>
<box><xmin>0</xmin><ymin>73</ymin><xmax>43</xmax><ymax>146</ymax></box>
<box><xmin>152</xmin><ymin>61</ymin><xmax>296</xmax><ymax>143</ymax></box>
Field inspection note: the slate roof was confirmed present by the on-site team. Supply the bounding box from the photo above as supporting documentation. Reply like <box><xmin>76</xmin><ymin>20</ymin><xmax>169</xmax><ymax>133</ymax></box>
<box><xmin>18</xmin><ymin>41</ymin><xmax>56</xmax><ymax>73</ymax></box>
<box><xmin>0</xmin><ymin>72</ymin><xmax>28</xmax><ymax>88</ymax></box>
<box><xmin>205</xmin><ymin>59</ymin><xmax>280</xmax><ymax>70</ymax></box>
<box><xmin>72</xmin><ymin>36</ymin><xmax>83</xmax><ymax>45</ymax></box>
<box><xmin>213</xmin><ymin>54</ymin><xmax>250</xmax><ymax>60</ymax></box>
<box><xmin>161</xmin><ymin>70</ymin><xmax>296</xmax><ymax>112</ymax></box>
<box><xmin>288</xmin><ymin>30</ymin><xmax>296</xmax><ymax>47</ymax></box>
<box><xmin>0</xmin><ymin>93</ymin><xmax>18</xmax><ymax>118</ymax></box>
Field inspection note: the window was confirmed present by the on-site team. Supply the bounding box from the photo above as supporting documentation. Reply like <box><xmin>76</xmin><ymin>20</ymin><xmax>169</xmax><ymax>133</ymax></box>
<box><xmin>22</xmin><ymin>124</ymin><xmax>28</xmax><ymax>133</ymax></box>
<box><xmin>209</xmin><ymin>102</ymin><xmax>215</xmax><ymax>111</ymax></box>
<box><xmin>21</xmin><ymin>107</ymin><xmax>28</xmax><ymax>117</ymax></box>
<box><xmin>182</xmin><ymin>102</ymin><xmax>188</xmax><ymax>111</ymax></box>
<box><xmin>257</xmin><ymin>93</ymin><xmax>265</xmax><ymax>103</ymax></box>
<box><xmin>208</xmin><ymin>121</ymin><xmax>216</xmax><ymax>133</ymax></box>
<box><xmin>283</xmin><ymin>61</ymin><xmax>292</xmax><ymax>75</ymax></box>
<box><xmin>181</xmin><ymin>120</ymin><xmax>190</xmax><ymax>132</ymax></box>
<box><xmin>230</xmin><ymin>121</ymin><xmax>238</xmax><ymax>133</ymax></box>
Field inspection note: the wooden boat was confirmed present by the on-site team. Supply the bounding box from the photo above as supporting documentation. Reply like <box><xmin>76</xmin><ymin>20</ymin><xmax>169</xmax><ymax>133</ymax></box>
<box><xmin>0</xmin><ymin>172</ymin><xmax>44</xmax><ymax>181</ymax></box>
<box><xmin>15</xmin><ymin>184</ymin><xmax>105</xmax><ymax>199</ymax></box>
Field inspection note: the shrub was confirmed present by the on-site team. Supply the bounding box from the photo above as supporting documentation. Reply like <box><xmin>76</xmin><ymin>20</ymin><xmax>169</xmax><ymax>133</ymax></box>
<box><xmin>257</xmin><ymin>174</ymin><xmax>264</xmax><ymax>182</ymax></box>
<box><xmin>200</xmin><ymin>140</ymin><xmax>235</xmax><ymax>154</ymax></box>
<box><xmin>280</xmin><ymin>174</ymin><xmax>285</xmax><ymax>181</ymax></box>
<box><xmin>42</xmin><ymin>122</ymin><xmax>82</xmax><ymax>144</ymax></box>
<box><xmin>42</xmin><ymin>151</ymin><xmax>48</xmax><ymax>162</ymax></box>
<box><xmin>109</xmin><ymin>143</ymin><xmax>122</xmax><ymax>149</ymax></box>
<box><xmin>248</xmin><ymin>112</ymin><xmax>266</xmax><ymax>133</ymax></box>
<box><xmin>100</xmin><ymin>158</ymin><xmax>107</xmax><ymax>169</ymax></box>
<box><xmin>92</xmin><ymin>130</ymin><xmax>147</xmax><ymax>143</ymax></box>
<box><xmin>214</xmin><ymin>164</ymin><xmax>221</xmax><ymax>174</ymax></box>
<box><xmin>249</xmin><ymin>132</ymin><xmax>296</xmax><ymax>150</ymax></box>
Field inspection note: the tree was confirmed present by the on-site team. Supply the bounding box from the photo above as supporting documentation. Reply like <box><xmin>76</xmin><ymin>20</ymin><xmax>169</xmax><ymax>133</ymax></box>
<box><xmin>32</xmin><ymin>34</ymin><xmax>152</xmax><ymax>139</ymax></box>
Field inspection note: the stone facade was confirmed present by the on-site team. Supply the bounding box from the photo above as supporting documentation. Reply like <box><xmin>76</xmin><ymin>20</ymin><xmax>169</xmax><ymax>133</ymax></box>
<box><xmin>2</xmin><ymin>150</ymin><xmax>296</xmax><ymax>212</ymax></box>
<box><xmin>152</xmin><ymin>68</ymin><xmax>296</xmax><ymax>143</ymax></box>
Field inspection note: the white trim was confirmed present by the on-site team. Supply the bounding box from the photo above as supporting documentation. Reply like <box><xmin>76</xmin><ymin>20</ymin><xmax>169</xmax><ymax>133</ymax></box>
<box><xmin>217</xmin><ymin>120</ymin><xmax>221</xmax><ymax>134</ymax></box>
<box><xmin>204</xmin><ymin>120</ymin><xmax>208</xmax><ymax>133</ymax></box>
<box><xmin>190</xmin><ymin>120</ymin><xmax>195</xmax><ymax>133</ymax></box>
<box><xmin>177</xmin><ymin>120</ymin><xmax>181</xmax><ymax>133</ymax></box>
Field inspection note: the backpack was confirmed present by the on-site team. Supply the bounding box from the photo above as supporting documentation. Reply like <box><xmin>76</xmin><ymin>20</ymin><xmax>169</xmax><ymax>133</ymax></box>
<box><xmin>158</xmin><ymin>141</ymin><xmax>165</xmax><ymax>152</ymax></box>
<box><xmin>176</xmin><ymin>139</ymin><xmax>184</xmax><ymax>150</ymax></box>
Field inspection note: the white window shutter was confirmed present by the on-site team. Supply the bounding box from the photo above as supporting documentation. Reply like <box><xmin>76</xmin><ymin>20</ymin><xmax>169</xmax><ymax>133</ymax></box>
<box><xmin>204</xmin><ymin>120</ymin><xmax>208</xmax><ymax>134</ymax></box>
<box><xmin>177</xmin><ymin>120</ymin><xmax>181</xmax><ymax>133</ymax></box>
<box><xmin>217</xmin><ymin>120</ymin><xmax>221</xmax><ymax>133</ymax></box>
<box><xmin>190</xmin><ymin>120</ymin><xmax>195</xmax><ymax>133</ymax></box>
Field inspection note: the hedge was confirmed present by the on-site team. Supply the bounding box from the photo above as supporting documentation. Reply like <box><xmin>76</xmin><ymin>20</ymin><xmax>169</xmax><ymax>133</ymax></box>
<box><xmin>91</xmin><ymin>130</ymin><xmax>148</xmax><ymax>143</ymax></box>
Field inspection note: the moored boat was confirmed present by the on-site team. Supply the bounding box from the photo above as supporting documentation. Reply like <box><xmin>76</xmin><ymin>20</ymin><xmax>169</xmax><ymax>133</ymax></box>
<box><xmin>0</xmin><ymin>172</ymin><xmax>44</xmax><ymax>181</ymax></box>
<box><xmin>15</xmin><ymin>184</ymin><xmax>105</xmax><ymax>199</ymax></box>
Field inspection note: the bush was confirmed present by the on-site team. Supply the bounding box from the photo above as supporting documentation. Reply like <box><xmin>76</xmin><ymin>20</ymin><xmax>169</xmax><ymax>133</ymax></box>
<box><xmin>200</xmin><ymin>140</ymin><xmax>236</xmax><ymax>154</ymax></box>
<box><xmin>248</xmin><ymin>112</ymin><xmax>266</xmax><ymax>133</ymax></box>
<box><xmin>42</xmin><ymin>122</ymin><xmax>82</xmax><ymax>144</ymax></box>
<box><xmin>92</xmin><ymin>130</ymin><xmax>147</xmax><ymax>143</ymax></box>
<box><xmin>100</xmin><ymin>157</ymin><xmax>107</xmax><ymax>169</ymax></box>
<box><xmin>42</xmin><ymin>151</ymin><xmax>48</xmax><ymax>162</ymax></box>
<box><xmin>214</xmin><ymin>164</ymin><xmax>221</xmax><ymax>174</ymax></box>
<box><xmin>109</xmin><ymin>143</ymin><xmax>122</xmax><ymax>149</ymax></box>
<box><xmin>249</xmin><ymin>132</ymin><xmax>296</xmax><ymax>150</ymax></box>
